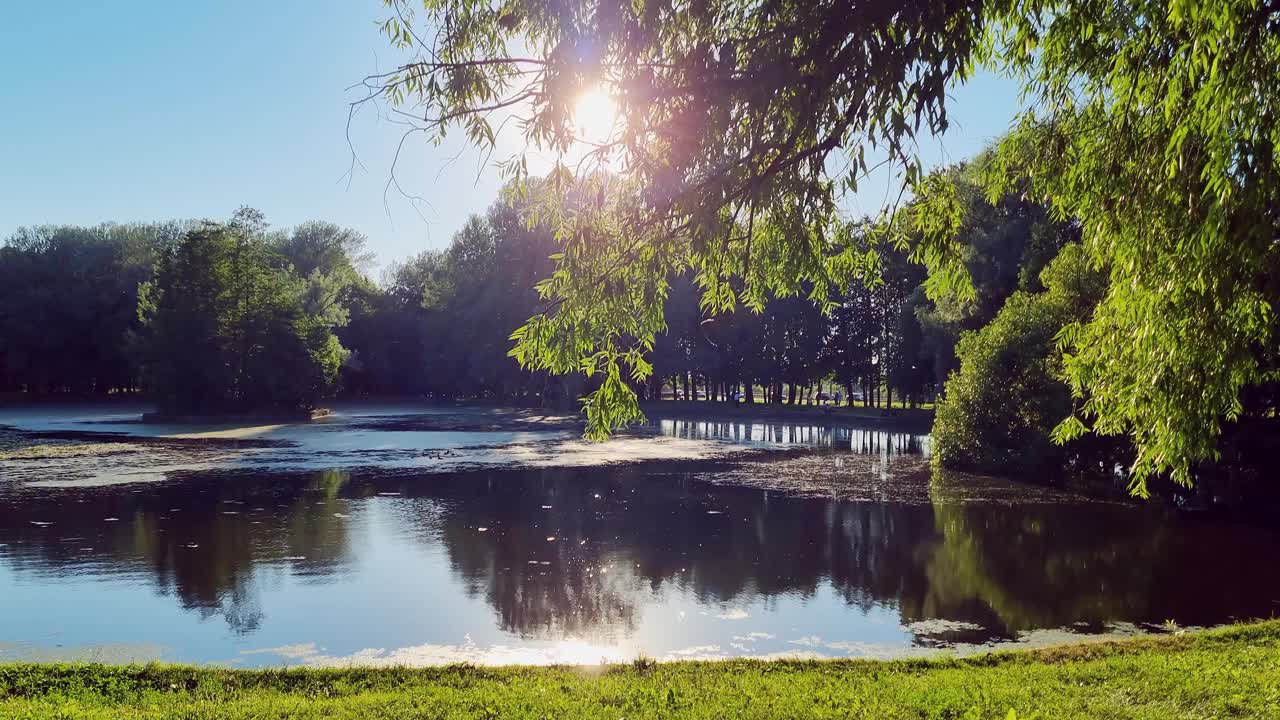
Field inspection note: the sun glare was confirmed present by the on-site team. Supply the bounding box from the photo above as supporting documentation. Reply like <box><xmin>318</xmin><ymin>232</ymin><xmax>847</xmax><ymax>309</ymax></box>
<box><xmin>573</xmin><ymin>87</ymin><xmax>619</xmax><ymax>146</ymax></box>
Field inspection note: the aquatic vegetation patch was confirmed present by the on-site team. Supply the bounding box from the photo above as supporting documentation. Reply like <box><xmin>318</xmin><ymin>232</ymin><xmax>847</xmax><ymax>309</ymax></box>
<box><xmin>0</xmin><ymin>442</ymin><xmax>144</xmax><ymax>461</ymax></box>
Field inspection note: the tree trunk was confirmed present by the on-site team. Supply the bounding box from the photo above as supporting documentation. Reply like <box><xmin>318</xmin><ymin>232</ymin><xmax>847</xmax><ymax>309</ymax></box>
<box><xmin>744</xmin><ymin>379</ymin><xmax>755</xmax><ymax>404</ymax></box>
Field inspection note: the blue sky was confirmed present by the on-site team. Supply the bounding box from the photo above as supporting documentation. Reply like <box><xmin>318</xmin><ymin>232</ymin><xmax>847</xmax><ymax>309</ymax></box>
<box><xmin>0</xmin><ymin>1</ymin><xmax>1022</xmax><ymax>271</ymax></box>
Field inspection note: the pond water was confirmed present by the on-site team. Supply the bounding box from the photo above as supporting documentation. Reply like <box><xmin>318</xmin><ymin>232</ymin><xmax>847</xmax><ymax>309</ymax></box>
<box><xmin>1</xmin><ymin>405</ymin><xmax>1278</xmax><ymax>666</ymax></box>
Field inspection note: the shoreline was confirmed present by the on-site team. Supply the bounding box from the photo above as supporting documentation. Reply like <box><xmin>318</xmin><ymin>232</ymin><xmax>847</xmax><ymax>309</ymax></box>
<box><xmin>0</xmin><ymin>621</ymin><xmax>1274</xmax><ymax>718</ymax></box>
<box><xmin>140</xmin><ymin>408</ymin><xmax>332</xmax><ymax>424</ymax></box>
<box><xmin>640</xmin><ymin>399</ymin><xmax>934</xmax><ymax>433</ymax></box>
<box><xmin>0</xmin><ymin>395</ymin><xmax>934</xmax><ymax>434</ymax></box>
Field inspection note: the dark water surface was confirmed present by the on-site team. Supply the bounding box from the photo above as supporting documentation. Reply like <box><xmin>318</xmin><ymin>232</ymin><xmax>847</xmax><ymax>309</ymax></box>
<box><xmin>1</xmin><ymin>407</ymin><xmax>1278</xmax><ymax>666</ymax></box>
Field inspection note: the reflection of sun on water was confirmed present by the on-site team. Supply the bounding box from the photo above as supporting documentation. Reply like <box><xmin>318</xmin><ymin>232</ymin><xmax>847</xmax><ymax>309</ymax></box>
<box><xmin>478</xmin><ymin>639</ymin><xmax>630</xmax><ymax>666</ymax></box>
<box><xmin>545</xmin><ymin>639</ymin><xmax>630</xmax><ymax>665</ymax></box>
<box><xmin>573</xmin><ymin>87</ymin><xmax>618</xmax><ymax>146</ymax></box>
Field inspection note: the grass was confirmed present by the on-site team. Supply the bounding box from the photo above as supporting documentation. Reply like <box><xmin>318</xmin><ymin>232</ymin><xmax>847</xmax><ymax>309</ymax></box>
<box><xmin>2</xmin><ymin>623</ymin><xmax>1279</xmax><ymax>718</ymax></box>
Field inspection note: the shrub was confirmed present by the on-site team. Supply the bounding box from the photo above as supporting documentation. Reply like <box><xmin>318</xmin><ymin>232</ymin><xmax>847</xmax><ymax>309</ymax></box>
<box><xmin>933</xmin><ymin>245</ymin><xmax>1106</xmax><ymax>476</ymax></box>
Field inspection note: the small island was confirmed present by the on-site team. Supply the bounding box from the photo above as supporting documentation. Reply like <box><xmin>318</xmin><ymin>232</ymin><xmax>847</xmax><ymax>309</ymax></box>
<box><xmin>135</xmin><ymin>209</ymin><xmax>344</xmax><ymax>424</ymax></box>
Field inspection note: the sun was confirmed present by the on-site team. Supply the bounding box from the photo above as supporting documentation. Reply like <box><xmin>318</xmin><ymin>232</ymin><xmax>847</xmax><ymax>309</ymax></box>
<box><xmin>573</xmin><ymin>87</ymin><xmax>619</xmax><ymax>146</ymax></box>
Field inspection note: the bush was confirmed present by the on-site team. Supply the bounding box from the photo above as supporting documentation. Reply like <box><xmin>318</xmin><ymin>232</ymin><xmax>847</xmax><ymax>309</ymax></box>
<box><xmin>933</xmin><ymin>245</ymin><xmax>1106</xmax><ymax>476</ymax></box>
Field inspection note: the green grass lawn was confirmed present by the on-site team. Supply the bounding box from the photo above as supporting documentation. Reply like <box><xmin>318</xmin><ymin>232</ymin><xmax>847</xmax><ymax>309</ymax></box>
<box><xmin>3</xmin><ymin>622</ymin><xmax>1278</xmax><ymax>719</ymax></box>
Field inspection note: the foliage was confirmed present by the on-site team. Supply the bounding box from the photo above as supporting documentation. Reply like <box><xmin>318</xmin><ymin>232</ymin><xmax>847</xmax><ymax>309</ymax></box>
<box><xmin>642</xmin><ymin>164</ymin><xmax>1074</xmax><ymax>413</ymax></box>
<box><xmin>2</xmin><ymin>622</ymin><xmax>1279</xmax><ymax>718</ymax></box>
<box><xmin>911</xmin><ymin>160</ymin><xmax>1076</xmax><ymax>391</ymax></box>
<box><xmin>366</xmin><ymin>0</ymin><xmax>1280</xmax><ymax>492</ymax></box>
<box><xmin>0</xmin><ymin>192</ymin><xmax>577</xmax><ymax>409</ymax></box>
<box><xmin>933</xmin><ymin>245</ymin><xmax>1107</xmax><ymax>476</ymax></box>
<box><xmin>364</xmin><ymin>0</ymin><xmax>987</xmax><ymax>437</ymax></box>
<box><xmin>972</xmin><ymin>0</ymin><xmax>1280</xmax><ymax>492</ymax></box>
<box><xmin>273</xmin><ymin>220</ymin><xmax>374</xmax><ymax>280</ymax></box>
<box><xmin>646</xmin><ymin>221</ymin><xmax>935</xmax><ymax>409</ymax></box>
<box><xmin>136</xmin><ymin>213</ymin><xmax>344</xmax><ymax>414</ymax></box>
<box><xmin>272</xmin><ymin>222</ymin><xmax>374</xmax><ymax>330</ymax></box>
<box><xmin>332</xmin><ymin>183</ymin><xmax>583</xmax><ymax>404</ymax></box>
<box><xmin>0</xmin><ymin>223</ymin><xmax>182</xmax><ymax>394</ymax></box>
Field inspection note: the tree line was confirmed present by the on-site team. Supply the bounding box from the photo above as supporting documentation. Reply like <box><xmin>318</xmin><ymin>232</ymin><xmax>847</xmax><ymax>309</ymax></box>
<box><xmin>0</xmin><ymin>189</ymin><xmax>575</xmax><ymax>412</ymax></box>
<box><xmin>0</xmin><ymin>156</ymin><xmax>1088</xmax><ymax>450</ymax></box>
<box><xmin>5</xmin><ymin>155</ymin><xmax>1278</xmax><ymax>494</ymax></box>
<box><xmin>0</xmin><ymin>160</ymin><xmax>1061</xmax><ymax>416</ymax></box>
<box><xmin>645</xmin><ymin>159</ymin><xmax>1071</xmax><ymax>411</ymax></box>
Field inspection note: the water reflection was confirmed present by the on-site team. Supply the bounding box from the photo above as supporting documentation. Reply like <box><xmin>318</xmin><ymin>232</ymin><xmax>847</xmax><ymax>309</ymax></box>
<box><xmin>1</xmin><ymin>465</ymin><xmax>1278</xmax><ymax>664</ymax></box>
<box><xmin>653</xmin><ymin>418</ymin><xmax>930</xmax><ymax>457</ymax></box>
<box><xmin>0</xmin><ymin>470</ymin><xmax>356</xmax><ymax>635</ymax></box>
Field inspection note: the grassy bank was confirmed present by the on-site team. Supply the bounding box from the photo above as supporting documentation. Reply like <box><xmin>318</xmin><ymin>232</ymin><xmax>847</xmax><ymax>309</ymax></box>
<box><xmin>3</xmin><ymin>623</ymin><xmax>1278</xmax><ymax>719</ymax></box>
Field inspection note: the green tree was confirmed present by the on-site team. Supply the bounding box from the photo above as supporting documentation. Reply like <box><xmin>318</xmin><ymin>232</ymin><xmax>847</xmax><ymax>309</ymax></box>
<box><xmin>363</xmin><ymin>0</ymin><xmax>984</xmax><ymax>436</ymax></box>
<box><xmin>890</xmin><ymin>287</ymin><xmax>933</xmax><ymax>408</ymax></box>
<box><xmin>0</xmin><ymin>223</ymin><xmax>178</xmax><ymax>394</ymax></box>
<box><xmin>908</xmin><ymin>160</ymin><xmax>1074</xmax><ymax>394</ymax></box>
<box><xmin>965</xmin><ymin>0</ymin><xmax>1280</xmax><ymax>491</ymax></box>
<box><xmin>273</xmin><ymin>221</ymin><xmax>374</xmax><ymax>331</ymax></box>
<box><xmin>273</xmin><ymin>221</ymin><xmax>373</xmax><ymax>280</ymax></box>
<box><xmin>365</xmin><ymin>0</ymin><xmax>1280</xmax><ymax>492</ymax></box>
<box><xmin>137</xmin><ymin>215</ymin><xmax>343</xmax><ymax>414</ymax></box>
<box><xmin>932</xmin><ymin>245</ymin><xmax>1108</xmax><ymax>476</ymax></box>
<box><xmin>333</xmin><ymin>183</ymin><xmax>569</xmax><ymax>403</ymax></box>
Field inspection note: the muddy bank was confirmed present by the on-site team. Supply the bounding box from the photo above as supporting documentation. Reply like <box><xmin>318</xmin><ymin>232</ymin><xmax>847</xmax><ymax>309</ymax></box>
<box><xmin>0</xmin><ymin>405</ymin><xmax>779</xmax><ymax>488</ymax></box>
<box><xmin>141</xmin><ymin>408</ymin><xmax>333</xmax><ymax>424</ymax></box>
<box><xmin>346</xmin><ymin>408</ymin><xmax>582</xmax><ymax>433</ymax></box>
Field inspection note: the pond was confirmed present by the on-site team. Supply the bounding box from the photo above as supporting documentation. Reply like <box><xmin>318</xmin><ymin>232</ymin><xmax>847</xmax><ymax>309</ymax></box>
<box><xmin>1</xmin><ymin>405</ymin><xmax>1278</xmax><ymax>666</ymax></box>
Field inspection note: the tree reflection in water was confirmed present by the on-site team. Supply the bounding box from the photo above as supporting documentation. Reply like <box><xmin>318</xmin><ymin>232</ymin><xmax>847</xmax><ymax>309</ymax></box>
<box><xmin>1</xmin><ymin>463</ymin><xmax>1278</xmax><ymax>647</ymax></box>
<box><xmin>0</xmin><ymin>469</ymin><xmax>356</xmax><ymax>634</ymax></box>
<box><xmin>653</xmin><ymin>419</ymin><xmax>930</xmax><ymax>457</ymax></box>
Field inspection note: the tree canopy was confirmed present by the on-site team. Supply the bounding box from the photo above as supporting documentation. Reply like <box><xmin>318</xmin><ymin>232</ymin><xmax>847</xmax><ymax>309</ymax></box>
<box><xmin>364</xmin><ymin>0</ymin><xmax>1280</xmax><ymax>493</ymax></box>
<box><xmin>362</xmin><ymin>0</ymin><xmax>985</xmax><ymax>435</ymax></box>
<box><xmin>0</xmin><ymin>222</ymin><xmax>181</xmax><ymax>395</ymax></box>
<box><xmin>137</xmin><ymin>211</ymin><xmax>345</xmax><ymax>415</ymax></box>
<box><xmin>975</xmin><ymin>0</ymin><xmax>1280</xmax><ymax>492</ymax></box>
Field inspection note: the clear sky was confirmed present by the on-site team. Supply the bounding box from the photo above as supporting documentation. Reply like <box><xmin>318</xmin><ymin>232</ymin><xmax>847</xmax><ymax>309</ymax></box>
<box><xmin>0</xmin><ymin>1</ymin><xmax>1023</xmax><ymax>271</ymax></box>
